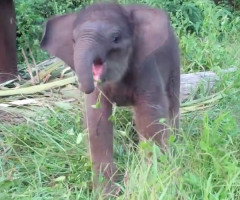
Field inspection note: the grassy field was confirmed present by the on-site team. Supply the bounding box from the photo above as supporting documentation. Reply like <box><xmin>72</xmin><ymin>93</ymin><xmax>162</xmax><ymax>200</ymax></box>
<box><xmin>1</xmin><ymin>0</ymin><xmax>240</xmax><ymax>199</ymax></box>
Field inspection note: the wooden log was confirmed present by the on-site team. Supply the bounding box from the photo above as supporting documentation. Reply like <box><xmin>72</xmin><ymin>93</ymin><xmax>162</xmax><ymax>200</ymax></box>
<box><xmin>180</xmin><ymin>68</ymin><xmax>235</xmax><ymax>102</ymax></box>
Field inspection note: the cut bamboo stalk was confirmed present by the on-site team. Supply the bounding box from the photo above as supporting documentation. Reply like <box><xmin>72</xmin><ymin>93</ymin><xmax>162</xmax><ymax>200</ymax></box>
<box><xmin>38</xmin><ymin>60</ymin><xmax>64</xmax><ymax>81</ymax></box>
<box><xmin>0</xmin><ymin>77</ymin><xmax>77</xmax><ymax>97</ymax></box>
<box><xmin>29</xmin><ymin>48</ymin><xmax>40</xmax><ymax>83</ymax></box>
<box><xmin>21</xmin><ymin>48</ymin><xmax>35</xmax><ymax>85</ymax></box>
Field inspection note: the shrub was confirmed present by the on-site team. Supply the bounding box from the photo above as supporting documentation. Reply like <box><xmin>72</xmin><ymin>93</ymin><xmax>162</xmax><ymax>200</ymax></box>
<box><xmin>15</xmin><ymin>0</ymin><xmax>91</xmax><ymax>63</ymax></box>
<box><xmin>15</xmin><ymin>0</ymin><xmax>240</xmax><ymax>72</ymax></box>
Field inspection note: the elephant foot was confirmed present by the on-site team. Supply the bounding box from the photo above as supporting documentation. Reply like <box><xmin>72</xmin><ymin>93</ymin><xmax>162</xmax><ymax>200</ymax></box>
<box><xmin>92</xmin><ymin>163</ymin><xmax>121</xmax><ymax>199</ymax></box>
<box><xmin>102</xmin><ymin>181</ymin><xmax>121</xmax><ymax>199</ymax></box>
<box><xmin>92</xmin><ymin>179</ymin><xmax>121</xmax><ymax>200</ymax></box>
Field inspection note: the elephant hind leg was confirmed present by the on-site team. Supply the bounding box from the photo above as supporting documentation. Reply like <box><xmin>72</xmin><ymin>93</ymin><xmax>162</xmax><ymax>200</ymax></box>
<box><xmin>166</xmin><ymin>75</ymin><xmax>180</xmax><ymax>134</ymax></box>
<box><xmin>169</xmin><ymin>100</ymin><xmax>180</xmax><ymax>133</ymax></box>
<box><xmin>133</xmin><ymin>95</ymin><xmax>170</xmax><ymax>149</ymax></box>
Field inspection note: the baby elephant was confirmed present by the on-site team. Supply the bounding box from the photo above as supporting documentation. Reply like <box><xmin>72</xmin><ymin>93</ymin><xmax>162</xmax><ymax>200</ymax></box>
<box><xmin>41</xmin><ymin>2</ymin><xmax>180</xmax><ymax>195</ymax></box>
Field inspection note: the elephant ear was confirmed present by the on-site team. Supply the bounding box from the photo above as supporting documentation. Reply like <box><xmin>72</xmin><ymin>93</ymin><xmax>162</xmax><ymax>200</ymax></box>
<box><xmin>40</xmin><ymin>14</ymin><xmax>77</xmax><ymax>68</ymax></box>
<box><xmin>126</xmin><ymin>6</ymin><xmax>170</xmax><ymax>64</ymax></box>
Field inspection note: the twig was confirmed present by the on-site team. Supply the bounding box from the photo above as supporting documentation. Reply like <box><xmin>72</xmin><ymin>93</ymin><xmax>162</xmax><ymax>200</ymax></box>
<box><xmin>29</xmin><ymin>48</ymin><xmax>40</xmax><ymax>83</ymax></box>
<box><xmin>21</xmin><ymin>48</ymin><xmax>35</xmax><ymax>85</ymax></box>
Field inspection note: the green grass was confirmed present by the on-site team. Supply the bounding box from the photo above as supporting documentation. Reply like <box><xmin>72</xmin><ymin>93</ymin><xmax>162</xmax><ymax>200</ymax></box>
<box><xmin>1</xmin><ymin>85</ymin><xmax>240</xmax><ymax>199</ymax></box>
<box><xmin>1</xmin><ymin>0</ymin><xmax>240</xmax><ymax>199</ymax></box>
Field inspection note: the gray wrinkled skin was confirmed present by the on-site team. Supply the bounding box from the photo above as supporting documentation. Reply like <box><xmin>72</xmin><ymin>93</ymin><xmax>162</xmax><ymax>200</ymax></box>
<box><xmin>40</xmin><ymin>2</ymin><xmax>180</xmax><ymax>197</ymax></box>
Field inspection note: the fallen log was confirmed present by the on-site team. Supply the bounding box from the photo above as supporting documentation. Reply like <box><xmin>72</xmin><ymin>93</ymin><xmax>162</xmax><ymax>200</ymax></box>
<box><xmin>180</xmin><ymin>68</ymin><xmax>235</xmax><ymax>101</ymax></box>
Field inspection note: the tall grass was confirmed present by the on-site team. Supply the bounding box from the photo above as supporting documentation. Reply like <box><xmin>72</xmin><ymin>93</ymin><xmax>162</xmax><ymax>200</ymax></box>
<box><xmin>1</xmin><ymin>89</ymin><xmax>240</xmax><ymax>199</ymax></box>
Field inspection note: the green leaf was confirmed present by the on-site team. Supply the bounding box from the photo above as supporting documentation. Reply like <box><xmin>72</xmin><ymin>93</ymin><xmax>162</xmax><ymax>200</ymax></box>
<box><xmin>169</xmin><ymin>134</ymin><xmax>175</xmax><ymax>144</ymax></box>
<box><xmin>54</xmin><ymin>176</ymin><xmax>66</xmax><ymax>182</ymax></box>
<box><xmin>159</xmin><ymin>118</ymin><xmax>167</xmax><ymax>124</ymax></box>
<box><xmin>54</xmin><ymin>101</ymin><xmax>73</xmax><ymax>110</ymax></box>
<box><xmin>118</xmin><ymin>130</ymin><xmax>127</xmax><ymax>136</ymax></box>
<box><xmin>76</xmin><ymin>133</ymin><xmax>83</xmax><ymax>144</ymax></box>
<box><xmin>91</xmin><ymin>92</ymin><xmax>102</xmax><ymax>109</ymax></box>
<box><xmin>139</xmin><ymin>141</ymin><xmax>152</xmax><ymax>152</ymax></box>
<box><xmin>67</xmin><ymin>128</ymin><xmax>75</xmax><ymax>136</ymax></box>
<box><xmin>91</xmin><ymin>101</ymin><xmax>101</xmax><ymax>109</ymax></box>
<box><xmin>108</xmin><ymin>115</ymin><xmax>115</xmax><ymax>122</ymax></box>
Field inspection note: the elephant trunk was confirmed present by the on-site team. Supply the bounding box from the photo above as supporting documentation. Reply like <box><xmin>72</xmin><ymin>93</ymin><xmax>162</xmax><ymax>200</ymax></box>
<box><xmin>74</xmin><ymin>44</ymin><xmax>105</xmax><ymax>94</ymax></box>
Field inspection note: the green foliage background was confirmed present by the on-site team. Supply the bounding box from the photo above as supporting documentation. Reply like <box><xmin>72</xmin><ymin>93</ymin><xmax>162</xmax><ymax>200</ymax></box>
<box><xmin>15</xmin><ymin>0</ymin><xmax>240</xmax><ymax>72</ymax></box>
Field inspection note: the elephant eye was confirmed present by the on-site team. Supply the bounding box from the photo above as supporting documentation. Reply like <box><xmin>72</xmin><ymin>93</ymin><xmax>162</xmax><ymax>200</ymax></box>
<box><xmin>112</xmin><ymin>33</ymin><xmax>121</xmax><ymax>44</ymax></box>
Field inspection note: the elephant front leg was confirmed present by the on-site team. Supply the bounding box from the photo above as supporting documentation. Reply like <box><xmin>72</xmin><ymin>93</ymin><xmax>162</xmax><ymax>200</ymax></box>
<box><xmin>85</xmin><ymin>91</ymin><xmax>117</xmax><ymax>194</ymax></box>
<box><xmin>133</xmin><ymin>96</ymin><xmax>170</xmax><ymax>149</ymax></box>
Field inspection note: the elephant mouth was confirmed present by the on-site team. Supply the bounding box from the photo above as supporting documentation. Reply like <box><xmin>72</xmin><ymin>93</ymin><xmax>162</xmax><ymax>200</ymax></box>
<box><xmin>92</xmin><ymin>58</ymin><xmax>104</xmax><ymax>86</ymax></box>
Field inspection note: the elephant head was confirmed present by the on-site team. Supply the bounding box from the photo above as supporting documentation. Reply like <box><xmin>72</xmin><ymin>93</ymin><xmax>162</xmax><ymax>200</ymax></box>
<box><xmin>40</xmin><ymin>3</ymin><xmax>170</xmax><ymax>94</ymax></box>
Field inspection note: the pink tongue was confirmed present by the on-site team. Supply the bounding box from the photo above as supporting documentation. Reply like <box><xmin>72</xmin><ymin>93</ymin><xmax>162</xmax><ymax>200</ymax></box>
<box><xmin>92</xmin><ymin>64</ymin><xmax>103</xmax><ymax>82</ymax></box>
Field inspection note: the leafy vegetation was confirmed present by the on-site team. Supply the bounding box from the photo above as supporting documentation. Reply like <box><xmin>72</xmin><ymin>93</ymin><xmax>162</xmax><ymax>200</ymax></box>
<box><xmin>15</xmin><ymin>0</ymin><xmax>90</xmax><ymax>63</ymax></box>
<box><xmin>1</xmin><ymin>0</ymin><xmax>240</xmax><ymax>199</ymax></box>
<box><xmin>15</xmin><ymin>0</ymin><xmax>240</xmax><ymax>72</ymax></box>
